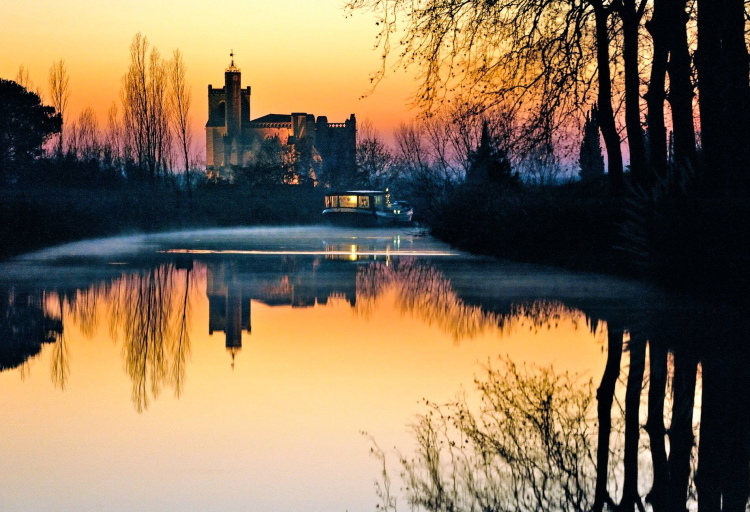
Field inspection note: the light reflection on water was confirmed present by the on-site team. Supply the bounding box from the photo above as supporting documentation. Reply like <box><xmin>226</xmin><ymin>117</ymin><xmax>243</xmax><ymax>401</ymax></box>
<box><xmin>0</xmin><ymin>227</ymin><xmax>745</xmax><ymax>511</ymax></box>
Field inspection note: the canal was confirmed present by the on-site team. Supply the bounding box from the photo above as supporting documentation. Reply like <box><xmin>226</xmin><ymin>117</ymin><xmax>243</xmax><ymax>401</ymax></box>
<box><xmin>0</xmin><ymin>226</ymin><xmax>747</xmax><ymax>511</ymax></box>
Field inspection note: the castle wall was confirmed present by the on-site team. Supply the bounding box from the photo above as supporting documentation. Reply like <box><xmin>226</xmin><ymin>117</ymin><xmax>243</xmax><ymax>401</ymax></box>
<box><xmin>206</xmin><ymin>126</ymin><xmax>227</xmax><ymax>168</ymax></box>
<box><xmin>248</xmin><ymin>126</ymin><xmax>291</xmax><ymax>145</ymax></box>
<box><xmin>241</xmin><ymin>88</ymin><xmax>251</xmax><ymax>124</ymax></box>
<box><xmin>206</xmin><ymin>62</ymin><xmax>356</xmax><ymax>185</ymax></box>
<box><xmin>206</xmin><ymin>85</ymin><xmax>227</xmax><ymax>168</ymax></box>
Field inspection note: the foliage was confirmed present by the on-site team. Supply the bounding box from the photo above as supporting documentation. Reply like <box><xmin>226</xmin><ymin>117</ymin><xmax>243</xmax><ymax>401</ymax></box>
<box><xmin>0</xmin><ymin>184</ymin><xmax>326</xmax><ymax>261</ymax></box>
<box><xmin>291</xmin><ymin>136</ymin><xmax>322</xmax><ymax>186</ymax></box>
<box><xmin>0</xmin><ymin>79</ymin><xmax>61</xmax><ymax>182</ymax></box>
<box><xmin>399</xmin><ymin>357</ymin><xmax>596</xmax><ymax>512</ymax></box>
<box><xmin>48</xmin><ymin>59</ymin><xmax>70</xmax><ymax>156</ymax></box>
<box><xmin>429</xmin><ymin>182</ymin><xmax>626</xmax><ymax>273</ymax></box>
<box><xmin>345</xmin><ymin>0</ymin><xmax>596</xmax><ymax>174</ymax></box>
<box><xmin>235</xmin><ymin>136</ymin><xmax>297</xmax><ymax>186</ymax></box>
<box><xmin>168</xmin><ymin>49</ymin><xmax>193</xmax><ymax>197</ymax></box>
<box><xmin>120</xmin><ymin>33</ymin><xmax>172</xmax><ymax>183</ymax></box>
<box><xmin>355</xmin><ymin>120</ymin><xmax>393</xmax><ymax>188</ymax></box>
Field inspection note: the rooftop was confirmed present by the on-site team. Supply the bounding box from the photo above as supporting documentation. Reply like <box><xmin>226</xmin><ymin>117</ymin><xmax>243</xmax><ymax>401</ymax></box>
<box><xmin>250</xmin><ymin>114</ymin><xmax>292</xmax><ymax>124</ymax></box>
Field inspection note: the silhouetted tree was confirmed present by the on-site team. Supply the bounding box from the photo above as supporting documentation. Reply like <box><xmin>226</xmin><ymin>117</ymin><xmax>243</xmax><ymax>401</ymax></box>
<box><xmin>68</xmin><ymin>107</ymin><xmax>100</xmax><ymax>161</ymax></box>
<box><xmin>292</xmin><ymin>136</ymin><xmax>321</xmax><ymax>186</ymax></box>
<box><xmin>0</xmin><ymin>79</ymin><xmax>61</xmax><ymax>182</ymax></box>
<box><xmin>121</xmin><ymin>33</ymin><xmax>172</xmax><ymax>183</ymax></box>
<box><xmin>579</xmin><ymin>105</ymin><xmax>605</xmax><ymax>182</ymax></box>
<box><xmin>48</xmin><ymin>59</ymin><xmax>70</xmax><ymax>157</ymax></box>
<box><xmin>169</xmin><ymin>49</ymin><xmax>193</xmax><ymax>199</ymax></box>
<box><xmin>237</xmin><ymin>135</ymin><xmax>295</xmax><ymax>186</ymax></box>
<box><xmin>617</xmin><ymin>0</ymin><xmax>649</xmax><ymax>189</ymax></box>
<box><xmin>102</xmin><ymin>101</ymin><xmax>124</xmax><ymax>169</ymax></box>
<box><xmin>345</xmin><ymin>0</ymin><xmax>626</xmax><ymax>191</ymax></box>
<box><xmin>665</xmin><ymin>0</ymin><xmax>696</xmax><ymax>176</ymax></box>
<box><xmin>588</xmin><ymin>0</ymin><xmax>625</xmax><ymax>193</ymax></box>
<box><xmin>467</xmin><ymin>121</ymin><xmax>517</xmax><ymax>186</ymax></box>
<box><xmin>355</xmin><ymin>119</ymin><xmax>393</xmax><ymax>188</ymax></box>
<box><xmin>696</xmin><ymin>0</ymin><xmax>750</xmax><ymax>195</ymax></box>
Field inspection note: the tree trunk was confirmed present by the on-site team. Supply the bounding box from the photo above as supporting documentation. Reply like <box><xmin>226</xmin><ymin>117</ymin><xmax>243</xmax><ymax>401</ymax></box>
<box><xmin>645</xmin><ymin>0</ymin><xmax>669</xmax><ymax>184</ymax></box>
<box><xmin>591</xmin><ymin>1</ymin><xmax>624</xmax><ymax>194</ymax></box>
<box><xmin>665</xmin><ymin>0</ymin><xmax>696</xmax><ymax>175</ymax></box>
<box><xmin>620</xmin><ymin>0</ymin><xmax>648</xmax><ymax>190</ymax></box>
<box><xmin>696</xmin><ymin>0</ymin><xmax>750</xmax><ymax>195</ymax></box>
<box><xmin>645</xmin><ymin>340</ymin><xmax>668</xmax><ymax>512</ymax></box>
<box><xmin>593</xmin><ymin>326</ymin><xmax>623</xmax><ymax>512</ymax></box>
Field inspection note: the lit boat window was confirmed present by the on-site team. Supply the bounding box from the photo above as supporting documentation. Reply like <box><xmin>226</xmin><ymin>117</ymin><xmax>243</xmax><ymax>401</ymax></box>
<box><xmin>358</xmin><ymin>196</ymin><xmax>370</xmax><ymax>209</ymax></box>
<box><xmin>339</xmin><ymin>195</ymin><xmax>358</xmax><ymax>208</ymax></box>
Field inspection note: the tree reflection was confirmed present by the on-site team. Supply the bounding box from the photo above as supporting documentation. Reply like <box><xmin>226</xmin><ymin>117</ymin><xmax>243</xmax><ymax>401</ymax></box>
<box><xmin>399</xmin><ymin>357</ymin><xmax>596</xmax><ymax>512</ymax></box>
<box><xmin>50</xmin><ymin>294</ymin><xmax>70</xmax><ymax>390</ymax></box>
<box><xmin>67</xmin><ymin>284</ymin><xmax>103</xmax><ymax>339</ymax></box>
<box><xmin>355</xmin><ymin>259</ymin><xmax>579</xmax><ymax>342</ymax></box>
<box><xmin>380</xmin><ymin>302</ymin><xmax>750</xmax><ymax>512</ymax></box>
<box><xmin>171</xmin><ymin>263</ymin><xmax>193</xmax><ymax>398</ymax></box>
<box><xmin>107</xmin><ymin>263</ymin><xmax>198</xmax><ymax>411</ymax></box>
<box><xmin>0</xmin><ymin>288</ymin><xmax>61</xmax><ymax>372</ymax></box>
<box><xmin>0</xmin><ymin>263</ymin><xmax>201</xmax><ymax>410</ymax></box>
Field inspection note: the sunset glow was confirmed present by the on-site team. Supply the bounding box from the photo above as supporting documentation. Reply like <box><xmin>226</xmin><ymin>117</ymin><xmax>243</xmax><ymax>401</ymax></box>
<box><xmin>0</xmin><ymin>0</ymin><xmax>415</xmax><ymax>156</ymax></box>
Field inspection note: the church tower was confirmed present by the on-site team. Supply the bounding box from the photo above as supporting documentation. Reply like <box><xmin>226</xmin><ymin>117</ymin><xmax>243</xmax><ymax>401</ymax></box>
<box><xmin>225</xmin><ymin>52</ymin><xmax>242</xmax><ymax>139</ymax></box>
<box><xmin>205</xmin><ymin>51</ymin><xmax>251</xmax><ymax>175</ymax></box>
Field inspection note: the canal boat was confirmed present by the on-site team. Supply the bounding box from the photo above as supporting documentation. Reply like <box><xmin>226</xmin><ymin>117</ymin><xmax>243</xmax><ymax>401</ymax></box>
<box><xmin>322</xmin><ymin>190</ymin><xmax>413</xmax><ymax>226</ymax></box>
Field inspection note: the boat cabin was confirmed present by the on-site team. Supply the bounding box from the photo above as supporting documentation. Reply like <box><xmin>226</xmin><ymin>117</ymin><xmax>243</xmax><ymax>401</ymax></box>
<box><xmin>323</xmin><ymin>190</ymin><xmax>392</xmax><ymax>213</ymax></box>
<box><xmin>323</xmin><ymin>190</ymin><xmax>412</xmax><ymax>225</ymax></box>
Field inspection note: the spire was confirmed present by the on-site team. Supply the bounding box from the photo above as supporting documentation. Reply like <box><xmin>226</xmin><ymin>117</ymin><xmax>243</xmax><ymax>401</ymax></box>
<box><xmin>228</xmin><ymin>346</ymin><xmax>240</xmax><ymax>371</ymax></box>
<box><xmin>226</xmin><ymin>49</ymin><xmax>240</xmax><ymax>72</ymax></box>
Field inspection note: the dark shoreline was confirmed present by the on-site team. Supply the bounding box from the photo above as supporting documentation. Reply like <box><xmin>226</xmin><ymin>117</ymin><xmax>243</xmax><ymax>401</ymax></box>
<box><xmin>0</xmin><ymin>185</ymin><xmax>326</xmax><ymax>261</ymax></box>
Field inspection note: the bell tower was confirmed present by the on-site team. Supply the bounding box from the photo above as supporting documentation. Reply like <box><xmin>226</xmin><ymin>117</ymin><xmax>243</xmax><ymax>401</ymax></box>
<box><xmin>225</xmin><ymin>50</ymin><xmax>242</xmax><ymax>139</ymax></box>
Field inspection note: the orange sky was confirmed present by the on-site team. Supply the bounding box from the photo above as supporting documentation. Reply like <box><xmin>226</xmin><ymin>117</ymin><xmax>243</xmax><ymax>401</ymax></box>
<box><xmin>0</xmin><ymin>0</ymin><xmax>416</xmax><ymax>157</ymax></box>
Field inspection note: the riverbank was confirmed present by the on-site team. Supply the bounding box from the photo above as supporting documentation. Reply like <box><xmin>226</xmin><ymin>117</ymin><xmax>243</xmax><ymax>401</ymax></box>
<box><xmin>0</xmin><ymin>184</ymin><xmax>326</xmax><ymax>260</ymax></box>
<box><xmin>424</xmin><ymin>181</ymin><xmax>750</xmax><ymax>302</ymax></box>
<box><xmin>3</xmin><ymin>182</ymin><xmax>748</xmax><ymax>305</ymax></box>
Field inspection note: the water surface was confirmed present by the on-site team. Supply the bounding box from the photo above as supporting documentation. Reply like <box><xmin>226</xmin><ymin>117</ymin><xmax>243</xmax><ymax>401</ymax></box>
<box><xmin>1</xmin><ymin>227</ymin><xmax>745</xmax><ymax>511</ymax></box>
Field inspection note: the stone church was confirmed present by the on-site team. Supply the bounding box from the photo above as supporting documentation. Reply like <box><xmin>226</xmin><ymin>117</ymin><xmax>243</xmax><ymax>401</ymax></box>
<box><xmin>205</xmin><ymin>55</ymin><xmax>357</xmax><ymax>185</ymax></box>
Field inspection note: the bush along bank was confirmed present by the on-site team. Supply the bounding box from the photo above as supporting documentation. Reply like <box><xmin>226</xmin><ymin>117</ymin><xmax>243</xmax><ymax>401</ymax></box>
<box><xmin>425</xmin><ymin>180</ymin><xmax>750</xmax><ymax>303</ymax></box>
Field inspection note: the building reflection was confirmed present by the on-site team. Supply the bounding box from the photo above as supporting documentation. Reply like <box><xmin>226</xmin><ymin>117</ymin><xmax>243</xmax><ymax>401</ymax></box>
<box><xmin>207</xmin><ymin>265</ymin><xmax>250</xmax><ymax>368</ymax></box>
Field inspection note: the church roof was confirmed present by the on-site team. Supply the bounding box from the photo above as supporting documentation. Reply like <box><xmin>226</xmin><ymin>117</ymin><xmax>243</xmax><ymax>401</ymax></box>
<box><xmin>250</xmin><ymin>113</ymin><xmax>292</xmax><ymax>123</ymax></box>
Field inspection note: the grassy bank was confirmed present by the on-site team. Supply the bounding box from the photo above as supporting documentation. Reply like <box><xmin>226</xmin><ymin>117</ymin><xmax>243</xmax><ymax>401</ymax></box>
<box><xmin>0</xmin><ymin>184</ymin><xmax>326</xmax><ymax>260</ymax></box>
